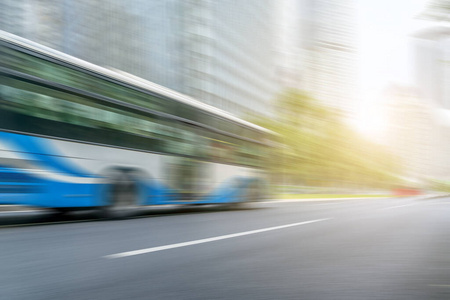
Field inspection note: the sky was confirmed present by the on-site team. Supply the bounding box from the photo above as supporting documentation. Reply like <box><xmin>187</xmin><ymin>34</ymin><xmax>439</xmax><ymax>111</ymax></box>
<box><xmin>354</xmin><ymin>0</ymin><xmax>431</xmax><ymax>138</ymax></box>
<box><xmin>357</xmin><ymin>0</ymin><xmax>429</xmax><ymax>90</ymax></box>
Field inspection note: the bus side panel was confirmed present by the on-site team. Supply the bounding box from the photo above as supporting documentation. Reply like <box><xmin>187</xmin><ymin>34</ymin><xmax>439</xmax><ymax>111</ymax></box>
<box><xmin>0</xmin><ymin>132</ymin><xmax>265</xmax><ymax>208</ymax></box>
<box><xmin>50</xmin><ymin>139</ymin><xmax>266</xmax><ymax>206</ymax></box>
<box><xmin>205</xmin><ymin>163</ymin><xmax>263</xmax><ymax>204</ymax></box>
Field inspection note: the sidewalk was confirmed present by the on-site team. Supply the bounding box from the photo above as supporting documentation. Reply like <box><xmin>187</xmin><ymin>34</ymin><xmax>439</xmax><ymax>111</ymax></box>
<box><xmin>265</xmin><ymin>193</ymin><xmax>450</xmax><ymax>203</ymax></box>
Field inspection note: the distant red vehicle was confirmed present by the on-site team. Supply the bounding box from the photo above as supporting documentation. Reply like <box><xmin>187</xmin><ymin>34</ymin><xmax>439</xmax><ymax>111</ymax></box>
<box><xmin>392</xmin><ymin>188</ymin><xmax>422</xmax><ymax>196</ymax></box>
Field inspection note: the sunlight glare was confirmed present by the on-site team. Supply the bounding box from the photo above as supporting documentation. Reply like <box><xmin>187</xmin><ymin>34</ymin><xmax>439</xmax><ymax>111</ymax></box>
<box><xmin>352</xmin><ymin>101</ymin><xmax>386</xmax><ymax>141</ymax></box>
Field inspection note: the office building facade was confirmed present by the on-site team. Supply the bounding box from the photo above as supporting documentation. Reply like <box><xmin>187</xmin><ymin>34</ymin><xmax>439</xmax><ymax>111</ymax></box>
<box><xmin>296</xmin><ymin>0</ymin><xmax>358</xmax><ymax>115</ymax></box>
<box><xmin>1</xmin><ymin>0</ymin><xmax>279</xmax><ymax>118</ymax></box>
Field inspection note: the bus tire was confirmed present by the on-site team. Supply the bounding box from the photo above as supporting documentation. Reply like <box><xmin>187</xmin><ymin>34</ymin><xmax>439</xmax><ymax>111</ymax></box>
<box><xmin>52</xmin><ymin>207</ymin><xmax>71</xmax><ymax>216</ymax></box>
<box><xmin>99</xmin><ymin>171</ymin><xmax>140</xmax><ymax>219</ymax></box>
<box><xmin>245</xmin><ymin>181</ymin><xmax>261</xmax><ymax>203</ymax></box>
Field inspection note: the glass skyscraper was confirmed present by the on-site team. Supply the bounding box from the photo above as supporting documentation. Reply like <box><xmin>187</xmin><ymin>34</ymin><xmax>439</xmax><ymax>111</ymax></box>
<box><xmin>297</xmin><ymin>0</ymin><xmax>358</xmax><ymax>115</ymax></box>
<box><xmin>1</xmin><ymin>0</ymin><xmax>279</xmax><ymax>119</ymax></box>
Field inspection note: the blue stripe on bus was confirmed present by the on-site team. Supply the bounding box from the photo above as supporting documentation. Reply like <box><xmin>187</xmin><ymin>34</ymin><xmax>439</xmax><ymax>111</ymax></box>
<box><xmin>0</xmin><ymin>131</ymin><xmax>97</xmax><ymax>178</ymax></box>
<box><xmin>0</xmin><ymin>184</ymin><xmax>42</xmax><ymax>193</ymax></box>
<box><xmin>0</xmin><ymin>167</ymin><xmax>40</xmax><ymax>183</ymax></box>
<box><xmin>0</xmin><ymin>163</ymin><xmax>95</xmax><ymax>207</ymax></box>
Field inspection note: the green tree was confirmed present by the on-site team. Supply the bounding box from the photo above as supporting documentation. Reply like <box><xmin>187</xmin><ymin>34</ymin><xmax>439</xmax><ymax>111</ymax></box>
<box><xmin>253</xmin><ymin>89</ymin><xmax>402</xmax><ymax>190</ymax></box>
<box><xmin>418</xmin><ymin>0</ymin><xmax>450</xmax><ymax>22</ymax></box>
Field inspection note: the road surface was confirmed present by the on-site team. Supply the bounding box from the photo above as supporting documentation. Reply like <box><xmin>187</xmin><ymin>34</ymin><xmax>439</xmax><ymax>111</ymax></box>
<box><xmin>1</xmin><ymin>196</ymin><xmax>449</xmax><ymax>299</ymax></box>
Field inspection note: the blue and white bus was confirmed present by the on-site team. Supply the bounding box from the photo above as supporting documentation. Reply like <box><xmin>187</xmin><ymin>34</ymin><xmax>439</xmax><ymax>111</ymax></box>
<box><xmin>0</xmin><ymin>31</ymin><xmax>270</xmax><ymax>217</ymax></box>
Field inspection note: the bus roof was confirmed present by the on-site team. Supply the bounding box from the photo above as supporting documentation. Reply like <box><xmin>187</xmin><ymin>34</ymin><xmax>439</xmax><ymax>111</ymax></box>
<box><xmin>0</xmin><ymin>30</ymin><xmax>272</xmax><ymax>134</ymax></box>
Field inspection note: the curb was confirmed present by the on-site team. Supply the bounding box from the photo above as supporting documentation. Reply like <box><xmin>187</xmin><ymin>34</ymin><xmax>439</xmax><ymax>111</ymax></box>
<box><xmin>262</xmin><ymin>196</ymin><xmax>392</xmax><ymax>203</ymax></box>
<box><xmin>264</xmin><ymin>194</ymin><xmax>450</xmax><ymax>203</ymax></box>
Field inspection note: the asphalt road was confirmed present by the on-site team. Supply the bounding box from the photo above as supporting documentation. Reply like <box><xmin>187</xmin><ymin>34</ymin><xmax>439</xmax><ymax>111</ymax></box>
<box><xmin>1</xmin><ymin>196</ymin><xmax>449</xmax><ymax>300</ymax></box>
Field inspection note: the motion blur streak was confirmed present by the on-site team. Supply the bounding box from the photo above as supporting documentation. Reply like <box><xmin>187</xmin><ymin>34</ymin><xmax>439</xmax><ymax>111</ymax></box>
<box><xmin>0</xmin><ymin>1</ymin><xmax>450</xmax><ymax>299</ymax></box>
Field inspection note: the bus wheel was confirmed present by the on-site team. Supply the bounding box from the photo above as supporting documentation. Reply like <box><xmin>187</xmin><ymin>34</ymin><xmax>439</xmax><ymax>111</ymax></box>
<box><xmin>245</xmin><ymin>182</ymin><xmax>260</xmax><ymax>202</ymax></box>
<box><xmin>52</xmin><ymin>207</ymin><xmax>71</xmax><ymax>217</ymax></box>
<box><xmin>100</xmin><ymin>172</ymin><xmax>140</xmax><ymax>219</ymax></box>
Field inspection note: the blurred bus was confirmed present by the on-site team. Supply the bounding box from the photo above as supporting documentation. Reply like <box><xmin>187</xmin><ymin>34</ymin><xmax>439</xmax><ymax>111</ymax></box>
<box><xmin>0</xmin><ymin>31</ymin><xmax>270</xmax><ymax>217</ymax></box>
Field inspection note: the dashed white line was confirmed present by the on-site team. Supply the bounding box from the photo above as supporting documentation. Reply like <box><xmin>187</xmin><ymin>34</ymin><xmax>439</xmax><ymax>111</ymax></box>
<box><xmin>382</xmin><ymin>203</ymin><xmax>417</xmax><ymax>210</ymax></box>
<box><xmin>104</xmin><ymin>218</ymin><xmax>330</xmax><ymax>259</ymax></box>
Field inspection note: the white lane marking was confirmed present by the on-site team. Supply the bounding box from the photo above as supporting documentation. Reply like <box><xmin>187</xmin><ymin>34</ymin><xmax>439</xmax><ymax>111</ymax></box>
<box><xmin>104</xmin><ymin>218</ymin><xmax>330</xmax><ymax>259</ymax></box>
<box><xmin>260</xmin><ymin>197</ymin><xmax>389</xmax><ymax>204</ymax></box>
<box><xmin>314</xmin><ymin>203</ymin><xmax>345</xmax><ymax>206</ymax></box>
<box><xmin>382</xmin><ymin>203</ymin><xmax>417</xmax><ymax>210</ymax></box>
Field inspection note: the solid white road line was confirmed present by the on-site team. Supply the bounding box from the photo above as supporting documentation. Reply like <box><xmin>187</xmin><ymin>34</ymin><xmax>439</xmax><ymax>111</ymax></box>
<box><xmin>260</xmin><ymin>198</ymin><xmax>389</xmax><ymax>204</ymax></box>
<box><xmin>104</xmin><ymin>218</ymin><xmax>330</xmax><ymax>259</ymax></box>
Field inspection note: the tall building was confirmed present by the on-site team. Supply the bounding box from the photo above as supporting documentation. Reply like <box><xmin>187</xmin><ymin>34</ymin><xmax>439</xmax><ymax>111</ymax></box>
<box><xmin>180</xmin><ymin>0</ymin><xmax>278</xmax><ymax>118</ymax></box>
<box><xmin>410</xmin><ymin>25</ymin><xmax>450</xmax><ymax>181</ymax></box>
<box><xmin>297</xmin><ymin>0</ymin><xmax>358</xmax><ymax>115</ymax></box>
<box><xmin>384</xmin><ymin>24</ymin><xmax>450</xmax><ymax>182</ymax></box>
<box><xmin>275</xmin><ymin>0</ymin><xmax>303</xmax><ymax>89</ymax></box>
<box><xmin>0</xmin><ymin>0</ymin><xmax>65</xmax><ymax>49</ymax></box>
<box><xmin>385</xmin><ymin>83</ymin><xmax>450</xmax><ymax>182</ymax></box>
<box><xmin>413</xmin><ymin>25</ymin><xmax>450</xmax><ymax>110</ymax></box>
<box><xmin>0</xmin><ymin>0</ymin><xmax>279</xmax><ymax>119</ymax></box>
<box><xmin>384</xmin><ymin>85</ymin><xmax>436</xmax><ymax>181</ymax></box>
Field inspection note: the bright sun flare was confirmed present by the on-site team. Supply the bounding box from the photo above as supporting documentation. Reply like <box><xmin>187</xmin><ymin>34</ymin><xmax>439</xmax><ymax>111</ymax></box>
<box><xmin>352</xmin><ymin>103</ymin><xmax>387</xmax><ymax>141</ymax></box>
